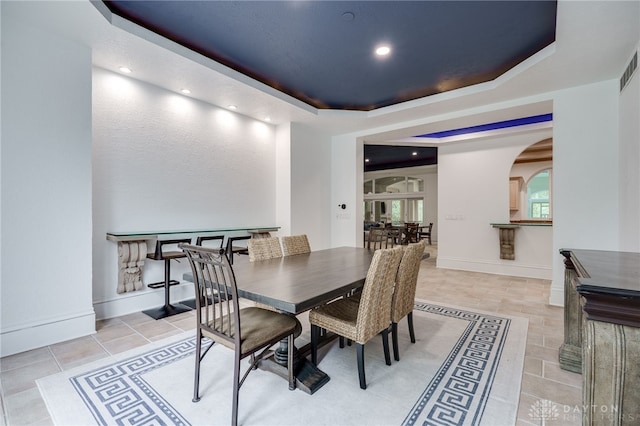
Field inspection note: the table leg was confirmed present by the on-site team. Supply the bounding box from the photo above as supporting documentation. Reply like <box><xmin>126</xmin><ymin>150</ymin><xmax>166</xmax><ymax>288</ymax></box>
<box><xmin>258</xmin><ymin>318</ymin><xmax>331</xmax><ymax>394</ymax></box>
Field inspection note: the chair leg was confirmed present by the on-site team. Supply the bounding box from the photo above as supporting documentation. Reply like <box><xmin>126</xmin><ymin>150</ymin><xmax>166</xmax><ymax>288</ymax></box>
<box><xmin>192</xmin><ymin>330</ymin><xmax>202</xmax><ymax>402</ymax></box>
<box><xmin>356</xmin><ymin>343</ymin><xmax>367</xmax><ymax>389</ymax></box>
<box><xmin>339</xmin><ymin>336</ymin><xmax>345</xmax><ymax>348</ymax></box>
<box><xmin>311</xmin><ymin>324</ymin><xmax>320</xmax><ymax>365</ymax></box>
<box><xmin>407</xmin><ymin>312</ymin><xmax>416</xmax><ymax>343</ymax></box>
<box><xmin>381</xmin><ymin>329</ymin><xmax>391</xmax><ymax>366</ymax></box>
<box><xmin>391</xmin><ymin>322</ymin><xmax>400</xmax><ymax>362</ymax></box>
<box><xmin>232</xmin><ymin>352</ymin><xmax>240</xmax><ymax>426</ymax></box>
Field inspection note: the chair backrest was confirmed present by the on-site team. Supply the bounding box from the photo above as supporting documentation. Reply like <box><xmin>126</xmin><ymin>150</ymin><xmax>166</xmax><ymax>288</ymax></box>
<box><xmin>282</xmin><ymin>234</ymin><xmax>311</xmax><ymax>256</ymax></box>
<box><xmin>196</xmin><ymin>235</ymin><xmax>224</xmax><ymax>248</ymax></box>
<box><xmin>405</xmin><ymin>222</ymin><xmax>419</xmax><ymax>243</ymax></box>
<box><xmin>367</xmin><ymin>227</ymin><xmax>393</xmax><ymax>250</ymax></box>
<box><xmin>247</xmin><ymin>237</ymin><xmax>283</xmax><ymax>262</ymax></box>
<box><xmin>354</xmin><ymin>246</ymin><xmax>403</xmax><ymax>343</ymax></box>
<box><xmin>149</xmin><ymin>238</ymin><xmax>192</xmax><ymax>260</ymax></box>
<box><xmin>180</xmin><ymin>244</ymin><xmax>240</xmax><ymax>349</ymax></box>
<box><xmin>391</xmin><ymin>240</ymin><xmax>426</xmax><ymax>323</ymax></box>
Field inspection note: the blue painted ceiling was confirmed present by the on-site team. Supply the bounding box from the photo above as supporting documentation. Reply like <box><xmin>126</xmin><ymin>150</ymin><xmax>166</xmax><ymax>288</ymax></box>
<box><xmin>103</xmin><ymin>1</ymin><xmax>557</xmax><ymax>111</ymax></box>
<box><xmin>364</xmin><ymin>113</ymin><xmax>552</xmax><ymax>171</ymax></box>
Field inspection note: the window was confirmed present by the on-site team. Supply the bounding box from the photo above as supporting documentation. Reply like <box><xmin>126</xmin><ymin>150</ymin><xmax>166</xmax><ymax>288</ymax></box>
<box><xmin>364</xmin><ymin>176</ymin><xmax>424</xmax><ymax>194</ymax></box>
<box><xmin>527</xmin><ymin>169</ymin><xmax>551</xmax><ymax>219</ymax></box>
<box><xmin>375</xmin><ymin>176</ymin><xmax>405</xmax><ymax>193</ymax></box>
<box><xmin>364</xmin><ymin>175</ymin><xmax>427</xmax><ymax>224</ymax></box>
<box><xmin>363</xmin><ymin>198</ymin><xmax>424</xmax><ymax>224</ymax></box>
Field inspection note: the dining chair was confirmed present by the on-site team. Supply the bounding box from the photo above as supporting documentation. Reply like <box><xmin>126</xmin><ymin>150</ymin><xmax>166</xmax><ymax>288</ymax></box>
<box><xmin>180</xmin><ymin>244</ymin><xmax>297</xmax><ymax>426</ymax></box>
<box><xmin>282</xmin><ymin>234</ymin><xmax>311</xmax><ymax>256</ymax></box>
<box><xmin>247</xmin><ymin>236</ymin><xmax>283</xmax><ymax>261</ymax></box>
<box><xmin>182</xmin><ymin>235</ymin><xmax>228</xmax><ymax>309</ymax></box>
<box><xmin>309</xmin><ymin>246</ymin><xmax>403</xmax><ymax>389</ymax></box>
<box><xmin>391</xmin><ymin>240</ymin><xmax>426</xmax><ymax>361</ymax></box>
<box><xmin>367</xmin><ymin>227</ymin><xmax>394</xmax><ymax>250</ymax></box>
<box><xmin>404</xmin><ymin>222</ymin><xmax>419</xmax><ymax>244</ymax></box>
<box><xmin>418</xmin><ymin>222</ymin><xmax>433</xmax><ymax>245</ymax></box>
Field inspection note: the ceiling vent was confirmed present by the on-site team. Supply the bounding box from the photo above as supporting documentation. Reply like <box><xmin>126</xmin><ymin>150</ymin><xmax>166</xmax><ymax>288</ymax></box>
<box><xmin>620</xmin><ymin>51</ymin><xmax>637</xmax><ymax>92</ymax></box>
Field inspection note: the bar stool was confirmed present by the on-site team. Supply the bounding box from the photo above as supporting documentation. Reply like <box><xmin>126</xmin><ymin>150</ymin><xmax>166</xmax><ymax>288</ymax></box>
<box><xmin>226</xmin><ymin>235</ymin><xmax>250</xmax><ymax>264</ymax></box>
<box><xmin>143</xmin><ymin>238</ymin><xmax>193</xmax><ymax>319</ymax></box>
<box><xmin>182</xmin><ymin>235</ymin><xmax>225</xmax><ymax>309</ymax></box>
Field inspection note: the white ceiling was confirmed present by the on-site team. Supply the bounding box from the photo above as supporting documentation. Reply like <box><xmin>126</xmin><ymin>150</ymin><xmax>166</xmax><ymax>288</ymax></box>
<box><xmin>9</xmin><ymin>1</ymin><xmax>639</xmax><ymax>141</ymax></box>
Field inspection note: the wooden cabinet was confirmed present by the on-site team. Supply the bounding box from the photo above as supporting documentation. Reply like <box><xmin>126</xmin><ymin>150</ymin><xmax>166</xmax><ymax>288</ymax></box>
<box><xmin>561</xmin><ymin>249</ymin><xmax>640</xmax><ymax>425</ymax></box>
<box><xmin>509</xmin><ymin>177</ymin><xmax>523</xmax><ymax>211</ymax></box>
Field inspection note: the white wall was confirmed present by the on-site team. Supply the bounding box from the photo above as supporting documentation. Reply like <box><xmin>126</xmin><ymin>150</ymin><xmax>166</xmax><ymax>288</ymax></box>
<box><xmin>1</xmin><ymin>8</ymin><xmax>95</xmax><ymax>356</ymax></box>
<box><xmin>618</xmin><ymin>46</ymin><xmax>640</xmax><ymax>251</ymax></box>
<box><xmin>275</xmin><ymin>123</ymin><xmax>292</xmax><ymax>237</ymax></box>
<box><xmin>550</xmin><ymin>79</ymin><xmax>620</xmax><ymax>305</ymax></box>
<box><xmin>331</xmin><ymin>134</ymin><xmax>362</xmax><ymax>247</ymax></box>
<box><xmin>92</xmin><ymin>67</ymin><xmax>278</xmax><ymax>319</ymax></box>
<box><xmin>437</xmin><ymin>128</ymin><xmax>554</xmax><ymax>279</ymax></box>
<box><xmin>290</xmin><ymin>123</ymin><xmax>332</xmax><ymax>250</ymax></box>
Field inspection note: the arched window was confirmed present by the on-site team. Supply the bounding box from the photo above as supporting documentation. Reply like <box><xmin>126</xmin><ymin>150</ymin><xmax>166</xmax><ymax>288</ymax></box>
<box><xmin>527</xmin><ymin>169</ymin><xmax>551</xmax><ymax>219</ymax></box>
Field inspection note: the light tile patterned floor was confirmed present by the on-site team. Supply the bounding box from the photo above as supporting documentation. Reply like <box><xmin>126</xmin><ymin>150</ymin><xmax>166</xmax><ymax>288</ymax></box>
<box><xmin>0</xmin><ymin>246</ymin><xmax>581</xmax><ymax>425</ymax></box>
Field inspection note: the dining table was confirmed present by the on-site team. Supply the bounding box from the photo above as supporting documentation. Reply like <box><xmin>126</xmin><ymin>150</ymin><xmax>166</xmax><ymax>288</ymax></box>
<box><xmin>183</xmin><ymin>246</ymin><xmax>374</xmax><ymax>394</ymax></box>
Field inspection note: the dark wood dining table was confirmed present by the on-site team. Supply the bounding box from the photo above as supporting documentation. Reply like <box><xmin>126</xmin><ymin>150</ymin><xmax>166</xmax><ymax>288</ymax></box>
<box><xmin>184</xmin><ymin>246</ymin><xmax>374</xmax><ymax>394</ymax></box>
<box><xmin>231</xmin><ymin>246</ymin><xmax>374</xmax><ymax>314</ymax></box>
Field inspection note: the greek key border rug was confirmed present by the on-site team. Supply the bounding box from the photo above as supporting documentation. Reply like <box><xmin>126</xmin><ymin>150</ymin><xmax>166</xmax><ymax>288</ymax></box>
<box><xmin>37</xmin><ymin>301</ymin><xmax>527</xmax><ymax>426</ymax></box>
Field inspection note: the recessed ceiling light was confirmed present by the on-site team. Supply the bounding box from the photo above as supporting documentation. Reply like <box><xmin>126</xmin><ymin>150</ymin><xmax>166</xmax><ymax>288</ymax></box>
<box><xmin>342</xmin><ymin>12</ymin><xmax>355</xmax><ymax>21</ymax></box>
<box><xmin>412</xmin><ymin>152</ymin><xmax>418</xmax><ymax>156</ymax></box>
<box><xmin>119</xmin><ymin>67</ymin><xmax>132</xmax><ymax>74</ymax></box>
<box><xmin>365</xmin><ymin>158</ymin><xmax>370</xmax><ymax>162</ymax></box>
<box><xmin>180</xmin><ymin>89</ymin><xmax>191</xmax><ymax>94</ymax></box>
<box><xmin>375</xmin><ymin>45</ymin><xmax>391</xmax><ymax>56</ymax></box>
<box><xmin>228</xmin><ymin>105</ymin><xmax>238</xmax><ymax>110</ymax></box>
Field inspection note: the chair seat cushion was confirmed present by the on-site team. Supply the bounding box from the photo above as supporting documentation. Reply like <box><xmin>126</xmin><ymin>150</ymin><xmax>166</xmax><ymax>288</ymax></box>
<box><xmin>309</xmin><ymin>299</ymin><xmax>360</xmax><ymax>343</ymax></box>
<box><xmin>202</xmin><ymin>307</ymin><xmax>297</xmax><ymax>355</ymax></box>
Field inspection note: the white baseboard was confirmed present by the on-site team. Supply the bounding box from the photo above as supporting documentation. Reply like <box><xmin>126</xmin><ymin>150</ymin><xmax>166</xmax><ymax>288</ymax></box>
<box><xmin>436</xmin><ymin>256</ymin><xmax>553</xmax><ymax>280</ymax></box>
<box><xmin>548</xmin><ymin>284</ymin><xmax>564</xmax><ymax>307</ymax></box>
<box><xmin>1</xmin><ymin>311</ymin><xmax>96</xmax><ymax>357</ymax></box>
<box><xmin>93</xmin><ymin>281</ymin><xmax>194</xmax><ymax>320</ymax></box>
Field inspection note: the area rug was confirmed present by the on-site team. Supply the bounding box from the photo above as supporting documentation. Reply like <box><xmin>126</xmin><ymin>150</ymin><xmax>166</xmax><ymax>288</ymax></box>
<box><xmin>37</xmin><ymin>301</ymin><xmax>527</xmax><ymax>426</ymax></box>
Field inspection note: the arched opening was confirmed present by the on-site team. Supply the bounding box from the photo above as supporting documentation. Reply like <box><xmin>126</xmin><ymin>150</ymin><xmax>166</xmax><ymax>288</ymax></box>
<box><xmin>509</xmin><ymin>138</ymin><xmax>553</xmax><ymax>222</ymax></box>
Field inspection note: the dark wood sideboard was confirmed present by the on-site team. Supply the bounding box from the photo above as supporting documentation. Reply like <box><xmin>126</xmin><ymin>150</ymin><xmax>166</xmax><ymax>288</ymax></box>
<box><xmin>560</xmin><ymin>249</ymin><xmax>640</xmax><ymax>425</ymax></box>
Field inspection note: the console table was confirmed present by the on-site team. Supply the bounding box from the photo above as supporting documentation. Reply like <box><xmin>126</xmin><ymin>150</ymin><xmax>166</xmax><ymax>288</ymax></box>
<box><xmin>106</xmin><ymin>226</ymin><xmax>279</xmax><ymax>293</ymax></box>
<box><xmin>490</xmin><ymin>222</ymin><xmax>552</xmax><ymax>260</ymax></box>
<box><xmin>560</xmin><ymin>249</ymin><xmax>640</xmax><ymax>425</ymax></box>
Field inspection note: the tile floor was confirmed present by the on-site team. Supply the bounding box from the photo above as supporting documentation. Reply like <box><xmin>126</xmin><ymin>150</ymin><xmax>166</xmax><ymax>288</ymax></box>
<box><xmin>0</xmin><ymin>245</ymin><xmax>582</xmax><ymax>425</ymax></box>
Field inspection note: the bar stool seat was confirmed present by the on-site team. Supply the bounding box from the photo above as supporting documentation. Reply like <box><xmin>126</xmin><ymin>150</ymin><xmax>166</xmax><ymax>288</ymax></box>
<box><xmin>226</xmin><ymin>235</ymin><xmax>250</xmax><ymax>264</ymax></box>
<box><xmin>143</xmin><ymin>238</ymin><xmax>193</xmax><ymax>319</ymax></box>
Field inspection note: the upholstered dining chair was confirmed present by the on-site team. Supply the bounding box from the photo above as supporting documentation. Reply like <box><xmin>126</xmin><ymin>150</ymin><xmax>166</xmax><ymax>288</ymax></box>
<box><xmin>247</xmin><ymin>236</ymin><xmax>283</xmax><ymax>261</ymax></box>
<box><xmin>282</xmin><ymin>234</ymin><xmax>311</xmax><ymax>256</ymax></box>
<box><xmin>180</xmin><ymin>244</ymin><xmax>297</xmax><ymax>426</ymax></box>
<box><xmin>391</xmin><ymin>240</ymin><xmax>426</xmax><ymax>361</ymax></box>
<box><xmin>309</xmin><ymin>246</ymin><xmax>403</xmax><ymax>389</ymax></box>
